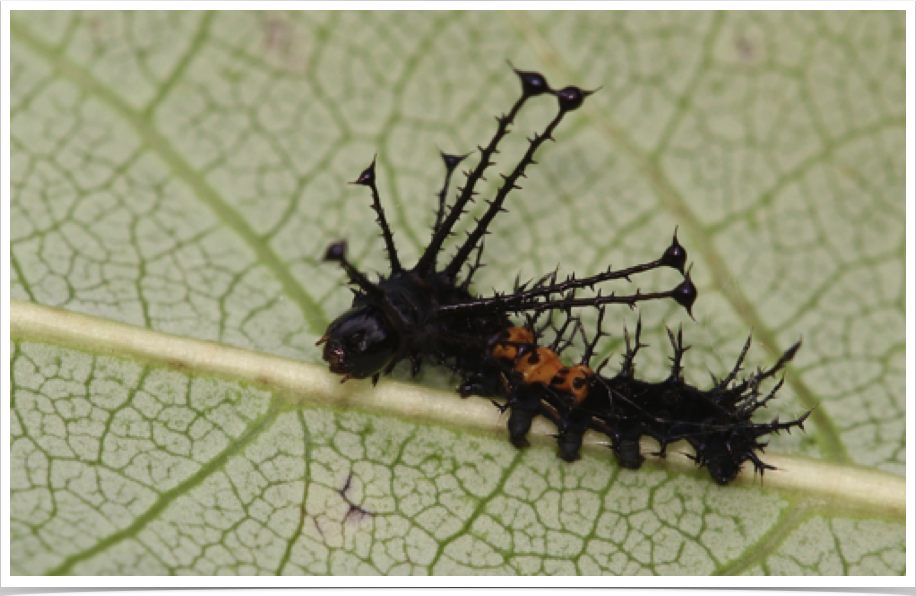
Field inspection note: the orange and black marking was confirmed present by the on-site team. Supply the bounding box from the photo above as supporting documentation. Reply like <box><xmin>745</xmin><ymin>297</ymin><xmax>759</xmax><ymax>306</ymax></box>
<box><xmin>493</xmin><ymin>327</ymin><xmax>593</xmax><ymax>405</ymax></box>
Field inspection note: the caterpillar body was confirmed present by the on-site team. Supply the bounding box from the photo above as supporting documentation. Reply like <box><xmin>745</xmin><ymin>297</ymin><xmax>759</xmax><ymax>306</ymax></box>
<box><xmin>475</xmin><ymin>316</ymin><xmax>807</xmax><ymax>484</ymax></box>
<box><xmin>317</xmin><ymin>65</ymin><xmax>807</xmax><ymax>484</ymax></box>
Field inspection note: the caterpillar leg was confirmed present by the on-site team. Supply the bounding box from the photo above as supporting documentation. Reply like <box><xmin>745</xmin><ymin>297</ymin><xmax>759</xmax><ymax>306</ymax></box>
<box><xmin>614</xmin><ymin>437</ymin><xmax>645</xmax><ymax>470</ymax></box>
<box><xmin>555</xmin><ymin>409</ymin><xmax>592</xmax><ymax>462</ymax></box>
<box><xmin>505</xmin><ymin>383</ymin><xmax>546</xmax><ymax>449</ymax></box>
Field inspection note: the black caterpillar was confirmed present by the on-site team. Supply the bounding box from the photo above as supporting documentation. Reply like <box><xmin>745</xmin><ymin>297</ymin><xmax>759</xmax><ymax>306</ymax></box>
<box><xmin>480</xmin><ymin>314</ymin><xmax>807</xmax><ymax>483</ymax></box>
<box><xmin>317</xmin><ymin>65</ymin><xmax>808</xmax><ymax>484</ymax></box>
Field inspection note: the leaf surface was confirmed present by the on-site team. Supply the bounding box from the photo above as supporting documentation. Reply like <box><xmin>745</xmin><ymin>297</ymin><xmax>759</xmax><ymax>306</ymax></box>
<box><xmin>9</xmin><ymin>11</ymin><xmax>906</xmax><ymax>575</ymax></box>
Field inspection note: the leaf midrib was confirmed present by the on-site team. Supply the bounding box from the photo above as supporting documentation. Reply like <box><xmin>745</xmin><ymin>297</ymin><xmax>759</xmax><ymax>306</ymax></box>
<box><xmin>12</xmin><ymin>12</ymin><xmax>857</xmax><ymax>466</ymax></box>
<box><xmin>11</xmin><ymin>299</ymin><xmax>906</xmax><ymax>523</ymax></box>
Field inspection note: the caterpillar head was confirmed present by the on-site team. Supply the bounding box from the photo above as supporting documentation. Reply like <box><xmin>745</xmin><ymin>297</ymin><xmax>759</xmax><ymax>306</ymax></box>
<box><xmin>318</xmin><ymin>306</ymin><xmax>399</xmax><ymax>381</ymax></box>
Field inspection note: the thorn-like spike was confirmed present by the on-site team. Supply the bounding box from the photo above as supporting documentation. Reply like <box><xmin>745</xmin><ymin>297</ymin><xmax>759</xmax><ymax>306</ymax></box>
<box><xmin>444</xmin><ymin>95</ymin><xmax>571</xmax><ymax>280</ymax></box>
<box><xmin>660</xmin><ymin>227</ymin><xmax>688</xmax><ymax>273</ymax></box>
<box><xmin>672</xmin><ymin>266</ymin><xmax>698</xmax><ymax>318</ymax></box>
<box><xmin>323</xmin><ymin>240</ymin><xmax>347</xmax><ymax>263</ymax></box>
<box><xmin>783</xmin><ymin>339</ymin><xmax>803</xmax><ymax>362</ymax></box>
<box><xmin>553</xmin><ymin>85</ymin><xmax>597</xmax><ymax>112</ymax></box>
<box><xmin>348</xmin><ymin>155</ymin><xmax>402</xmax><ymax>272</ymax></box>
<box><xmin>439</xmin><ymin>148</ymin><xmax>471</xmax><ymax>170</ymax></box>
<box><xmin>508</xmin><ymin>61</ymin><xmax>553</xmax><ymax>97</ymax></box>
<box><xmin>416</xmin><ymin>67</ymin><xmax>546</xmax><ymax>277</ymax></box>
<box><xmin>322</xmin><ymin>240</ymin><xmax>382</xmax><ymax>296</ymax></box>
<box><xmin>349</xmin><ymin>154</ymin><xmax>377</xmax><ymax>186</ymax></box>
<box><xmin>432</xmin><ymin>148</ymin><xmax>473</xmax><ymax>234</ymax></box>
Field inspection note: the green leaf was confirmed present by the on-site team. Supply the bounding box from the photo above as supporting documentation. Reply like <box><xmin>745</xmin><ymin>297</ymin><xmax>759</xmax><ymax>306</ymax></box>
<box><xmin>9</xmin><ymin>11</ymin><xmax>905</xmax><ymax>576</ymax></box>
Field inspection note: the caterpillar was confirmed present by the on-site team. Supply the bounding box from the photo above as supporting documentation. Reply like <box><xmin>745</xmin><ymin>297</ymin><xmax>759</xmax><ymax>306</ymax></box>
<box><xmin>477</xmin><ymin>312</ymin><xmax>808</xmax><ymax>484</ymax></box>
<box><xmin>317</xmin><ymin>65</ymin><xmax>694</xmax><ymax>383</ymax></box>
<box><xmin>317</xmin><ymin>65</ymin><xmax>807</xmax><ymax>484</ymax></box>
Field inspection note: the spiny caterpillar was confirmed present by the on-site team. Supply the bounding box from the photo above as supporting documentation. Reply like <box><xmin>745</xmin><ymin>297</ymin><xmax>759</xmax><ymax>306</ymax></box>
<box><xmin>478</xmin><ymin>313</ymin><xmax>807</xmax><ymax>484</ymax></box>
<box><xmin>316</xmin><ymin>65</ymin><xmax>807</xmax><ymax>484</ymax></box>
